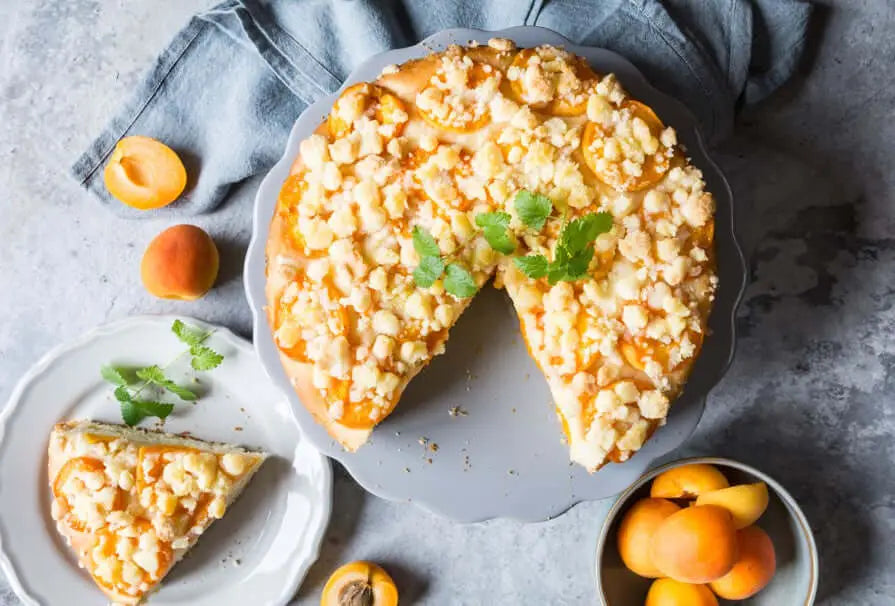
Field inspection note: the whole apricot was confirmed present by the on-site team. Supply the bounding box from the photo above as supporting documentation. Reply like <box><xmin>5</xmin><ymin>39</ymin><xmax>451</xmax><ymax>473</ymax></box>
<box><xmin>649</xmin><ymin>505</ymin><xmax>738</xmax><ymax>583</ymax></box>
<box><xmin>695</xmin><ymin>482</ymin><xmax>769</xmax><ymax>529</ymax></box>
<box><xmin>645</xmin><ymin>578</ymin><xmax>718</xmax><ymax>606</ymax></box>
<box><xmin>321</xmin><ymin>561</ymin><xmax>398</xmax><ymax>606</ymax></box>
<box><xmin>710</xmin><ymin>526</ymin><xmax>777</xmax><ymax>599</ymax></box>
<box><xmin>617</xmin><ymin>498</ymin><xmax>681</xmax><ymax>578</ymax></box>
<box><xmin>104</xmin><ymin>136</ymin><xmax>187</xmax><ymax>210</ymax></box>
<box><xmin>141</xmin><ymin>225</ymin><xmax>219</xmax><ymax>300</ymax></box>
<box><xmin>650</xmin><ymin>464</ymin><xmax>729</xmax><ymax>499</ymax></box>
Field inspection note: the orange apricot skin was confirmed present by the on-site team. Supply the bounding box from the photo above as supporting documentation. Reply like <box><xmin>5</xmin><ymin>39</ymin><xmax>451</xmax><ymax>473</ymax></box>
<box><xmin>650</xmin><ymin>464</ymin><xmax>730</xmax><ymax>499</ymax></box>
<box><xmin>140</xmin><ymin>225</ymin><xmax>219</xmax><ymax>300</ymax></box>
<box><xmin>321</xmin><ymin>561</ymin><xmax>398</xmax><ymax>606</ymax></box>
<box><xmin>104</xmin><ymin>136</ymin><xmax>187</xmax><ymax>210</ymax></box>
<box><xmin>710</xmin><ymin>526</ymin><xmax>777</xmax><ymax>599</ymax></box>
<box><xmin>645</xmin><ymin>578</ymin><xmax>718</xmax><ymax>606</ymax></box>
<box><xmin>616</xmin><ymin>498</ymin><xmax>682</xmax><ymax>578</ymax></box>
<box><xmin>649</xmin><ymin>505</ymin><xmax>739</xmax><ymax>584</ymax></box>
<box><xmin>695</xmin><ymin>482</ymin><xmax>770</xmax><ymax>529</ymax></box>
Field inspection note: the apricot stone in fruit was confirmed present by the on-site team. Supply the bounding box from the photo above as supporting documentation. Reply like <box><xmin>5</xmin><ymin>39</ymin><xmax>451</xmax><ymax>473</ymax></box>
<box><xmin>321</xmin><ymin>561</ymin><xmax>398</xmax><ymax>606</ymax></box>
<box><xmin>140</xmin><ymin>225</ymin><xmax>219</xmax><ymax>300</ymax></box>
<box><xmin>710</xmin><ymin>526</ymin><xmax>777</xmax><ymax>599</ymax></box>
<box><xmin>104</xmin><ymin>136</ymin><xmax>187</xmax><ymax>210</ymax></box>
<box><xmin>617</xmin><ymin>498</ymin><xmax>681</xmax><ymax>578</ymax></box>
<box><xmin>644</xmin><ymin>578</ymin><xmax>718</xmax><ymax>606</ymax></box>
<box><xmin>649</xmin><ymin>505</ymin><xmax>738</xmax><ymax>584</ymax></box>
<box><xmin>695</xmin><ymin>482</ymin><xmax>769</xmax><ymax>529</ymax></box>
<box><xmin>650</xmin><ymin>464</ymin><xmax>730</xmax><ymax>499</ymax></box>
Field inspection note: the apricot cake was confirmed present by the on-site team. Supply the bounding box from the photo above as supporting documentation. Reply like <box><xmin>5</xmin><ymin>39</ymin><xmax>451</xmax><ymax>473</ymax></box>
<box><xmin>265</xmin><ymin>39</ymin><xmax>717</xmax><ymax>471</ymax></box>
<box><xmin>48</xmin><ymin>421</ymin><xmax>265</xmax><ymax>604</ymax></box>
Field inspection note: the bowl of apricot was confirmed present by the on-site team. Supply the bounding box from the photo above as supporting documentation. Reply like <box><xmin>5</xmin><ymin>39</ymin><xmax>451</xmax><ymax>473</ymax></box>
<box><xmin>595</xmin><ymin>457</ymin><xmax>818</xmax><ymax>605</ymax></box>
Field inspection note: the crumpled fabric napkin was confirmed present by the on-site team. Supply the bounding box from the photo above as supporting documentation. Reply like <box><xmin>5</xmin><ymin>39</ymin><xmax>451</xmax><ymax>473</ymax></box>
<box><xmin>71</xmin><ymin>0</ymin><xmax>813</xmax><ymax>216</ymax></box>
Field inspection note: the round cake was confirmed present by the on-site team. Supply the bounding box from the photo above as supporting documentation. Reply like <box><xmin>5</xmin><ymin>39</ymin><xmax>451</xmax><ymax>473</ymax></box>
<box><xmin>265</xmin><ymin>39</ymin><xmax>717</xmax><ymax>471</ymax></box>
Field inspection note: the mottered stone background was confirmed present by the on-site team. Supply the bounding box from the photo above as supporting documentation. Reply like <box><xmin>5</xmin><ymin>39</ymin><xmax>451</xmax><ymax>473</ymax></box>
<box><xmin>1</xmin><ymin>1</ymin><xmax>893</xmax><ymax>604</ymax></box>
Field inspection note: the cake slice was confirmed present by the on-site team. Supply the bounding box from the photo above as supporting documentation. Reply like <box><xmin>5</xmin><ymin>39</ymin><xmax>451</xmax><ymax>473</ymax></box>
<box><xmin>48</xmin><ymin>421</ymin><xmax>266</xmax><ymax>604</ymax></box>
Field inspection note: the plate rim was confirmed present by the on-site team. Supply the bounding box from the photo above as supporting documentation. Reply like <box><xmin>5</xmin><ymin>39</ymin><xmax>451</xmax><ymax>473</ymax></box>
<box><xmin>0</xmin><ymin>313</ymin><xmax>333</xmax><ymax>606</ymax></box>
<box><xmin>244</xmin><ymin>25</ymin><xmax>747</xmax><ymax>522</ymax></box>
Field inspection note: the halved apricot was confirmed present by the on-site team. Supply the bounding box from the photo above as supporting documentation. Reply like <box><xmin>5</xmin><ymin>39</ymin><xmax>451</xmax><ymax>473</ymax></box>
<box><xmin>581</xmin><ymin>100</ymin><xmax>670</xmax><ymax>191</ymax></box>
<box><xmin>650</xmin><ymin>464</ymin><xmax>730</xmax><ymax>499</ymax></box>
<box><xmin>321</xmin><ymin>561</ymin><xmax>398</xmax><ymax>606</ymax></box>
<box><xmin>328</xmin><ymin>83</ymin><xmax>406</xmax><ymax>139</ymax></box>
<box><xmin>87</xmin><ymin>519</ymin><xmax>173</xmax><ymax>598</ymax></box>
<box><xmin>140</xmin><ymin>224</ymin><xmax>219</xmax><ymax>300</ymax></box>
<box><xmin>617</xmin><ymin>497</ymin><xmax>682</xmax><ymax>578</ymax></box>
<box><xmin>507</xmin><ymin>47</ymin><xmax>597</xmax><ymax>116</ymax></box>
<box><xmin>645</xmin><ymin>578</ymin><xmax>718</xmax><ymax>606</ymax></box>
<box><xmin>710</xmin><ymin>525</ymin><xmax>777</xmax><ymax>599</ymax></box>
<box><xmin>649</xmin><ymin>505</ymin><xmax>738</xmax><ymax>584</ymax></box>
<box><xmin>621</xmin><ymin>331</ymin><xmax>704</xmax><ymax>374</ymax></box>
<box><xmin>53</xmin><ymin>457</ymin><xmax>122</xmax><ymax>532</ymax></box>
<box><xmin>695</xmin><ymin>482</ymin><xmax>769</xmax><ymax>529</ymax></box>
<box><xmin>104</xmin><ymin>136</ymin><xmax>187</xmax><ymax>210</ymax></box>
<box><xmin>417</xmin><ymin>62</ymin><xmax>497</xmax><ymax>133</ymax></box>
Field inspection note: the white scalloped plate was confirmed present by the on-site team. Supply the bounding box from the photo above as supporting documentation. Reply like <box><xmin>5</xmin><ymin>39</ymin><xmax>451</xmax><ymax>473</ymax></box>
<box><xmin>0</xmin><ymin>315</ymin><xmax>331</xmax><ymax>606</ymax></box>
<box><xmin>245</xmin><ymin>26</ymin><xmax>746</xmax><ymax>522</ymax></box>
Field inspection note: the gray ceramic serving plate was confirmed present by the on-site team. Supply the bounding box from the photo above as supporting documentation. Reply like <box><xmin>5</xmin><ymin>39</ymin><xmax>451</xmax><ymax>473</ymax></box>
<box><xmin>595</xmin><ymin>457</ymin><xmax>819</xmax><ymax>605</ymax></box>
<box><xmin>245</xmin><ymin>26</ymin><xmax>748</xmax><ymax>522</ymax></box>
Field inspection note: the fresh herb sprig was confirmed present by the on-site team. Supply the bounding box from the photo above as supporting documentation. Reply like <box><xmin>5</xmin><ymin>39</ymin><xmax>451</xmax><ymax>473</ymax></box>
<box><xmin>411</xmin><ymin>226</ymin><xmax>478</xmax><ymax>298</ymax></box>
<box><xmin>515</xmin><ymin>211</ymin><xmax>613</xmax><ymax>284</ymax></box>
<box><xmin>473</xmin><ymin>189</ymin><xmax>613</xmax><ymax>285</ymax></box>
<box><xmin>101</xmin><ymin>319</ymin><xmax>224</xmax><ymax>426</ymax></box>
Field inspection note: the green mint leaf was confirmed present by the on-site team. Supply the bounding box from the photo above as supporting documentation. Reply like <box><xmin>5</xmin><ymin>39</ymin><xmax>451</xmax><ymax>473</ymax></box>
<box><xmin>560</xmin><ymin>212</ymin><xmax>613</xmax><ymax>253</ymax></box>
<box><xmin>514</xmin><ymin>190</ymin><xmax>553</xmax><ymax>231</ymax></box>
<box><xmin>476</xmin><ymin>212</ymin><xmax>515</xmax><ymax>254</ymax></box>
<box><xmin>120</xmin><ymin>400</ymin><xmax>146</xmax><ymax>427</ymax></box>
<box><xmin>483</xmin><ymin>226</ymin><xmax>516</xmax><ymax>254</ymax></box>
<box><xmin>514</xmin><ymin>255</ymin><xmax>549</xmax><ymax>279</ymax></box>
<box><xmin>120</xmin><ymin>398</ymin><xmax>175</xmax><ymax>427</ymax></box>
<box><xmin>136</xmin><ymin>399</ymin><xmax>174</xmax><ymax>418</ymax></box>
<box><xmin>171</xmin><ymin>319</ymin><xmax>208</xmax><ymax>347</ymax></box>
<box><xmin>101</xmin><ymin>365</ymin><xmax>131</xmax><ymax>386</ymax></box>
<box><xmin>563</xmin><ymin>246</ymin><xmax>595</xmax><ymax>280</ymax></box>
<box><xmin>136</xmin><ymin>365</ymin><xmax>197</xmax><ymax>401</ymax></box>
<box><xmin>113</xmin><ymin>385</ymin><xmax>133</xmax><ymax>403</ymax></box>
<box><xmin>190</xmin><ymin>345</ymin><xmax>224</xmax><ymax>371</ymax></box>
<box><xmin>412</xmin><ymin>255</ymin><xmax>445</xmax><ymax>287</ymax></box>
<box><xmin>412</xmin><ymin>226</ymin><xmax>441</xmax><ymax>258</ymax></box>
<box><xmin>475</xmin><ymin>211</ymin><xmax>511</xmax><ymax>230</ymax></box>
<box><xmin>443</xmin><ymin>263</ymin><xmax>478</xmax><ymax>298</ymax></box>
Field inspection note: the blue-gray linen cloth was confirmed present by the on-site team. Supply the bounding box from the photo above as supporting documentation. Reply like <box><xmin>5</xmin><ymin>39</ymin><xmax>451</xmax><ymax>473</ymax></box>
<box><xmin>72</xmin><ymin>0</ymin><xmax>813</xmax><ymax>215</ymax></box>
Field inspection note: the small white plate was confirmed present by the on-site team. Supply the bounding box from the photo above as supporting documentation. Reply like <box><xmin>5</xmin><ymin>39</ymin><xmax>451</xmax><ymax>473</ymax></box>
<box><xmin>0</xmin><ymin>315</ymin><xmax>332</xmax><ymax>606</ymax></box>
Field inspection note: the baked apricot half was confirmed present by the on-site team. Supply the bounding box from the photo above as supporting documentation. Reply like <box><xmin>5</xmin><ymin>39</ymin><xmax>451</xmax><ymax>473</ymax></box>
<box><xmin>104</xmin><ymin>136</ymin><xmax>187</xmax><ymax>210</ymax></box>
<box><xmin>328</xmin><ymin>83</ymin><xmax>407</xmax><ymax>139</ymax></box>
<box><xmin>581</xmin><ymin>100</ymin><xmax>670</xmax><ymax>191</ymax></box>
<box><xmin>321</xmin><ymin>561</ymin><xmax>398</xmax><ymax>606</ymax></box>
<box><xmin>417</xmin><ymin>62</ymin><xmax>498</xmax><ymax>133</ymax></box>
<box><xmin>508</xmin><ymin>47</ymin><xmax>597</xmax><ymax>116</ymax></box>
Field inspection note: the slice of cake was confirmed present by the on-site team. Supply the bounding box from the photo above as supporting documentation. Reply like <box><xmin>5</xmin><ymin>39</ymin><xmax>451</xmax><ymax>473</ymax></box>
<box><xmin>48</xmin><ymin>421</ymin><xmax>266</xmax><ymax>604</ymax></box>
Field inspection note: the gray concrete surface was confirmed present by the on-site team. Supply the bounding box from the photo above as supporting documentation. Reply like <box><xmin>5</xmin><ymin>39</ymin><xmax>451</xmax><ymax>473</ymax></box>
<box><xmin>1</xmin><ymin>1</ymin><xmax>893</xmax><ymax>604</ymax></box>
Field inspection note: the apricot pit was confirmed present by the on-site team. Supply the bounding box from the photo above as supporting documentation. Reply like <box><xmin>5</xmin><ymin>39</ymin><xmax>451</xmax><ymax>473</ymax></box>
<box><xmin>321</xmin><ymin>561</ymin><xmax>398</xmax><ymax>606</ymax></box>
